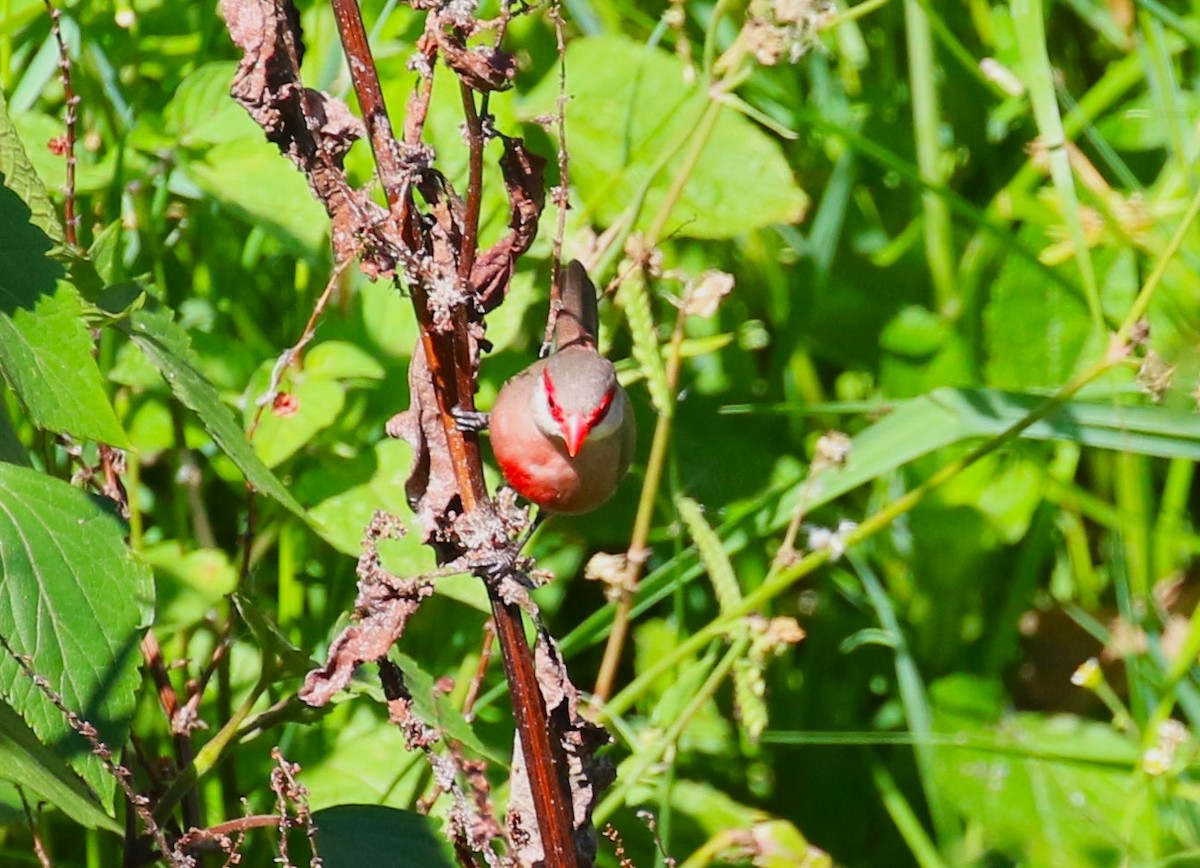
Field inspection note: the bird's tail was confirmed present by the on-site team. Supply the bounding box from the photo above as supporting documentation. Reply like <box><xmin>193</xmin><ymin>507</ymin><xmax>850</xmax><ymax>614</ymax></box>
<box><xmin>553</xmin><ymin>260</ymin><xmax>599</xmax><ymax>350</ymax></box>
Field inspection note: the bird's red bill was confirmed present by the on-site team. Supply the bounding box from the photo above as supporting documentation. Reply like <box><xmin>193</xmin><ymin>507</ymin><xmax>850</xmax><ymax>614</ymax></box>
<box><xmin>562</xmin><ymin>413</ymin><xmax>588</xmax><ymax>457</ymax></box>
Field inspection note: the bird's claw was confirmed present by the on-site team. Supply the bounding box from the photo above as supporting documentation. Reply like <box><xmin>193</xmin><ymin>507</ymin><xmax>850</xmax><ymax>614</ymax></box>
<box><xmin>450</xmin><ymin>406</ymin><xmax>490</xmax><ymax>433</ymax></box>
<box><xmin>473</xmin><ymin>548</ymin><xmax>539</xmax><ymax>591</ymax></box>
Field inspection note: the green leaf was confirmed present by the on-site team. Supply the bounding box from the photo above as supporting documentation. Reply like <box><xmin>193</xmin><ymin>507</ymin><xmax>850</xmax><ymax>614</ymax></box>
<box><xmin>231</xmin><ymin>593</ymin><xmax>316</xmax><ymax>679</ymax></box>
<box><xmin>304</xmin><ymin>341</ymin><xmax>387</xmax><ymax>381</ymax></box>
<box><xmin>181</xmin><ymin>137</ymin><xmax>329</xmax><ymax>254</ymax></box>
<box><xmin>312</xmin><ymin>804</ymin><xmax>454</xmax><ymax>868</ymax></box>
<box><xmin>0</xmin><ymin>396</ymin><xmax>28</xmax><ymax>466</ymax></box>
<box><xmin>0</xmin><ymin>464</ymin><xmax>153</xmax><ymax>805</ymax></box>
<box><xmin>0</xmin><ymin>88</ymin><xmax>63</xmax><ymax>245</ymax></box>
<box><xmin>0</xmin><ymin>700</ymin><xmax>119</xmax><ymax>832</ymax></box>
<box><xmin>290</xmin><ymin>705</ymin><xmax>426</xmax><ymax>811</ymax></box>
<box><xmin>791</xmin><ymin>388</ymin><xmax>1200</xmax><ymax>510</ymax></box>
<box><xmin>519</xmin><ymin>35</ymin><xmax>808</xmax><ymax>239</ymax></box>
<box><xmin>247</xmin><ymin>374</ymin><xmax>345</xmax><ymax>469</ymax></box>
<box><xmin>10</xmin><ymin>110</ymin><xmax>117</xmax><ymax>197</ymax></box>
<box><xmin>142</xmin><ymin>542</ymin><xmax>238</xmax><ymax>631</ymax></box>
<box><xmin>984</xmin><ymin>233</ymin><xmax>1092</xmax><ymax>390</ymax></box>
<box><xmin>164</xmin><ymin>62</ymin><xmax>262</xmax><ymax>148</ymax></box>
<box><xmin>119</xmin><ymin>304</ymin><xmax>309</xmax><ymax>522</ymax></box>
<box><xmin>1096</xmin><ymin>91</ymin><xmax>1200</xmax><ymax>152</ymax></box>
<box><xmin>391</xmin><ymin>652</ymin><xmax>500</xmax><ymax>763</ymax></box>
<box><xmin>299</xmin><ymin>439</ymin><xmax>431</xmax><ymax>561</ymax></box>
<box><xmin>0</xmin><ymin>182</ymin><xmax>129</xmax><ymax>446</ymax></box>
<box><xmin>931</xmin><ymin>676</ymin><xmax>1148</xmax><ymax>865</ymax></box>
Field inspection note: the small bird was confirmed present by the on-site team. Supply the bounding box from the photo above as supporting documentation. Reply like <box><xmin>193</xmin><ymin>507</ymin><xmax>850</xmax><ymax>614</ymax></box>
<box><xmin>488</xmin><ymin>261</ymin><xmax>635</xmax><ymax>514</ymax></box>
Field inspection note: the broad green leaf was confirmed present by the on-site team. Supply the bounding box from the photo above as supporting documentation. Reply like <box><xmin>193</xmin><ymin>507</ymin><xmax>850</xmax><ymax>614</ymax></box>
<box><xmin>312</xmin><ymin>804</ymin><xmax>453</xmax><ymax>868</ymax></box>
<box><xmin>290</xmin><ymin>704</ymin><xmax>427</xmax><ymax>811</ymax></box>
<box><xmin>0</xmin><ymin>88</ymin><xmax>63</xmax><ymax>244</ymax></box>
<box><xmin>87</xmin><ymin>221</ymin><xmax>123</xmax><ymax>285</ymax></box>
<box><xmin>0</xmin><ymin>183</ymin><xmax>128</xmax><ymax>446</ymax></box>
<box><xmin>519</xmin><ymin>36</ymin><xmax>808</xmax><ymax>239</ymax></box>
<box><xmin>304</xmin><ymin>341</ymin><xmax>387</xmax><ymax>381</ymax></box>
<box><xmin>299</xmin><ymin>438</ymin><xmax>430</xmax><ymax>558</ymax></box>
<box><xmin>391</xmin><ymin>652</ymin><xmax>500</xmax><ymax>763</ymax></box>
<box><xmin>1095</xmin><ymin>92</ymin><xmax>1200</xmax><ymax>153</ymax></box>
<box><xmin>142</xmin><ymin>542</ymin><xmax>238</xmax><ymax>631</ymax></box>
<box><xmin>181</xmin><ymin>137</ymin><xmax>329</xmax><ymax>254</ymax></box>
<box><xmin>231</xmin><ymin>593</ymin><xmax>315</xmax><ymax>678</ymax></box>
<box><xmin>10</xmin><ymin>110</ymin><xmax>117</xmax><ymax>196</ymax></box>
<box><xmin>297</xmin><ymin>439</ymin><xmax>488</xmax><ymax>605</ymax></box>
<box><xmin>0</xmin><ymin>700</ymin><xmax>119</xmax><ymax>832</ymax></box>
<box><xmin>120</xmin><ymin>305</ymin><xmax>309</xmax><ymax>522</ymax></box>
<box><xmin>246</xmin><ymin>374</ymin><xmax>345</xmax><ymax>469</ymax></box>
<box><xmin>931</xmin><ymin>675</ymin><xmax>1148</xmax><ymax>865</ymax></box>
<box><xmin>984</xmin><ymin>233</ymin><xmax>1091</xmax><ymax>389</ymax></box>
<box><xmin>0</xmin><ymin>464</ymin><xmax>153</xmax><ymax>805</ymax></box>
<box><xmin>164</xmin><ymin>62</ymin><xmax>262</xmax><ymax>148</ymax></box>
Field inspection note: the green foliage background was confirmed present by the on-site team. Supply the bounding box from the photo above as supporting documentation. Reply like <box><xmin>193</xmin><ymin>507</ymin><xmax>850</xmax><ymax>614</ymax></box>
<box><xmin>2</xmin><ymin>0</ymin><xmax>1200</xmax><ymax>865</ymax></box>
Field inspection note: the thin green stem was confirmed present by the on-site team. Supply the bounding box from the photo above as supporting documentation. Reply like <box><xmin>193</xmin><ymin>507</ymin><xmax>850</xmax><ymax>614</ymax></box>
<box><xmin>595</xmin><ymin>636</ymin><xmax>747</xmax><ymax>824</ymax></box>
<box><xmin>826</xmin><ymin>0</ymin><xmax>894</xmax><ymax>29</ymax></box>
<box><xmin>1012</xmin><ymin>0</ymin><xmax>1101</xmax><ymax>329</ymax></box>
<box><xmin>871</xmin><ymin>756</ymin><xmax>947</xmax><ymax>868</ymax></box>
<box><xmin>607</xmin><ymin>175</ymin><xmax>1200</xmax><ymax>719</ymax></box>
<box><xmin>645</xmin><ymin>97</ymin><xmax>724</xmax><ymax>245</ymax></box>
<box><xmin>152</xmin><ymin>670</ymin><xmax>273</xmax><ymax>823</ymax></box>
<box><xmin>905</xmin><ymin>0</ymin><xmax>956</xmax><ymax>313</ymax></box>
<box><xmin>593</xmin><ymin>308</ymin><xmax>687</xmax><ymax>701</ymax></box>
<box><xmin>702</xmin><ymin>0</ymin><xmax>735</xmax><ymax>76</ymax></box>
<box><xmin>1117</xmin><ymin>180</ymin><xmax>1200</xmax><ymax>341</ymax></box>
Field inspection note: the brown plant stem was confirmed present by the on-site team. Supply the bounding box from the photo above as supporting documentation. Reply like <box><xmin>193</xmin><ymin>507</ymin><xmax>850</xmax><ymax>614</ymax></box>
<box><xmin>328</xmin><ymin>2</ymin><xmax>578</xmax><ymax>862</ymax></box>
<box><xmin>19</xmin><ymin>789</ymin><xmax>52</xmax><ymax>868</ymax></box>
<box><xmin>44</xmin><ymin>0</ymin><xmax>77</xmax><ymax>243</ymax></box>
<box><xmin>459</xmin><ymin>82</ymin><xmax>485</xmax><ymax>282</ymax></box>
<box><xmin>140</xmin><ymin>631</ymin><xmax>201</xmax><ymax>831</ymax></box>
<box><xmin>543</xmin><ymin>1</ymin><xmax>572</xmax><ymax>349</ymax></box>
<box><xmin>462</xmin><ymin>621</ymin><xmax>496</xmax><ymax>720</ymax></box>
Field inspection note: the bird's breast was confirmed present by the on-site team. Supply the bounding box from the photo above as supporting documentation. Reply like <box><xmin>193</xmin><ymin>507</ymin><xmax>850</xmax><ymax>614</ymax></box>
<box><xmin>491</xmin><ymin>374</ymin><xmax>625</xmax><ymax>514</ymax></box>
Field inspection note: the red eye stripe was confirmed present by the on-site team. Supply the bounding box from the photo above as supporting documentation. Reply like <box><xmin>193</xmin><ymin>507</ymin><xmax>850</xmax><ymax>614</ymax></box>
<box><xmin>543</xmin><ymin>368</ymin><xmax>566</xmax><ymax>424</ymax></box>
<box><xmin>586</xmin><ymin>388</ymin><xmax>613</xmax><ymax>428</ymax></box>
<box><xmin>544</xmin><ymin>368</ymin><xmax>612</xmax><ymax>431</ymax></box>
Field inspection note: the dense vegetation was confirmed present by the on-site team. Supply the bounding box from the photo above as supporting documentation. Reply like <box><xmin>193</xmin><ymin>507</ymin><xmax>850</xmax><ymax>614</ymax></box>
<box><xmin>2</xmin><ymin>0</ymin><xmax>1200</xmax><ymax>865</ymax></box>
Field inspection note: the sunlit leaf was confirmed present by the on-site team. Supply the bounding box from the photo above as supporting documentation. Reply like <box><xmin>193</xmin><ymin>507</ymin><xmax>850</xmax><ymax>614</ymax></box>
<box><xmin>0</xmin><ymin>464</ymin><xmax>153</xmax><ymax>805</ymax></box>
<box><xmin>520</xmin><ymin>35</ymin><xmax>808</xmax><ymax>239</ymax></box>
<box><xmin>0</xmin><ymin>701</ymin><xmax>119</xmax><ymax>832</ymax></box>
<box><xmin>120</xmin><ymin>304</ymin><xmax>309</xmax><ymax>521</ymax></box>
<box><xmin>0</xmin><ymin>183</ymin><xmax>127</xmax><ymax>446</ymax></box>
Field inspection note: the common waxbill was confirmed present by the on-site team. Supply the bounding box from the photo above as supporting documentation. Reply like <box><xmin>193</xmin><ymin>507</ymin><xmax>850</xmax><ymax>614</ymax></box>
<box><xmin>489</xmin><ymin>261</ymin><xmax>635</xmax><ymax>514</ymax></box>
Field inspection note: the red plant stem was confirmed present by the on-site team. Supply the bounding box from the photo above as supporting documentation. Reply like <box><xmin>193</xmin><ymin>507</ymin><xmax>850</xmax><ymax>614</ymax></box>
<box><xmin>328</xmin><ymin>2</ymin><xmax>578</xmax><ymax>862</ymax></box>
<box><xmin>459</xmin><ymin>82</ymin><xmax>484</xmax><ymax>282</ymax></box>
<box><xmin>44</xmin><ymin>0</ymin><xmax>77</xmax><ymax>245</ymax></box>
<box><xmin>490</xmin><ymin>595</ymin><xmax>576</xmax><ymax>866</ymax></box>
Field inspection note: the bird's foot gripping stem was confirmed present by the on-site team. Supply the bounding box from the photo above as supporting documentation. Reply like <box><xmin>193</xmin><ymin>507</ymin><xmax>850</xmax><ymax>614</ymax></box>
<box><xmin>449</xmin><ymin>406</ymin><xmax>491</xmax><ymax>433</ymax></box>
<box><xmin>472</xmin><ymin>511</ymin><xmax>546</xmax><ymax>588</ymax></box>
